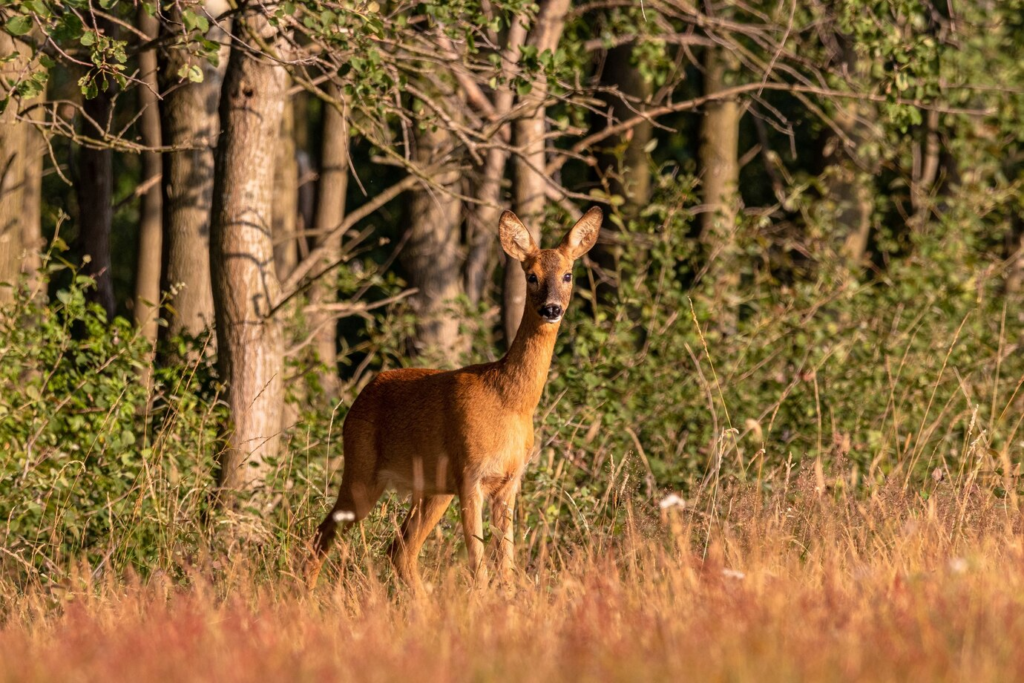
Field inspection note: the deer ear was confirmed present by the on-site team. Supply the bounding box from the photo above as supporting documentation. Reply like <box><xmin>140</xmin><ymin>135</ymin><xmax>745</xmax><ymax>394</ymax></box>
<box><xmin>559</xmin><ymin>207</ymin><xmax>603</xmax><ymax>260</ymax></box>
<box><xmin>499</xmin><ymin>211</ymin><xmax>539</xmax><ymax>262</ymax></box>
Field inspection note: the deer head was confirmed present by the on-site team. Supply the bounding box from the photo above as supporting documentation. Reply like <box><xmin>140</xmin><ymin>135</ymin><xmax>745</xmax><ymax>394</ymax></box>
<box><xmin>499</xmin><ymin>207</ymin><xmax>603</xmax><ymax>324</ymax></box>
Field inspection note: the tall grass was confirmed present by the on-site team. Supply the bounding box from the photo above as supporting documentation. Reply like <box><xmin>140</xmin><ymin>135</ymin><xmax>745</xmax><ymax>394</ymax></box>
<box><xmin>1</xmin><ymin>470</ymin><xmax>1021</xmax><ymax>682</ymax></box>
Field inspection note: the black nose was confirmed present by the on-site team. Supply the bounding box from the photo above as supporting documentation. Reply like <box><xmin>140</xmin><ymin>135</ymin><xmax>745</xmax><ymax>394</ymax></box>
<box><xmin>538</xmin><ymin>304</ymin><xmax>563</xmax><ymax>320</ymax></box>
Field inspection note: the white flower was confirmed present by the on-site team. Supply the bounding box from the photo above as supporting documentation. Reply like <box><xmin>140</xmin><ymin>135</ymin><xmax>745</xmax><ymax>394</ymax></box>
<box><xmin>332</xmin><ymin>510</ymin><xmax>356</xmax><ymax>523</ymax></box>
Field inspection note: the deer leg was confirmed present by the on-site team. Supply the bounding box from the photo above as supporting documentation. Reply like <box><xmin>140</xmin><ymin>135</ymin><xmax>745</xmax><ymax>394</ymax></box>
<box><xmin>389</xmin><ymin>494</ymin><xmax>454</xmax><ymax>593</ymax></box>
<box><xmin>490</xmin><ymin>480</ymin><xmax>519</xmax><ymax>584</ymax></box>
<box><xmin>459</xmin><ymin>480</ymin><xmax>488</xmax><ymax>586</ymax></box>
<box><xmin>305</xmin><ymin>479</ymin><xmax>383</xmax><ymax>589</ymax></box>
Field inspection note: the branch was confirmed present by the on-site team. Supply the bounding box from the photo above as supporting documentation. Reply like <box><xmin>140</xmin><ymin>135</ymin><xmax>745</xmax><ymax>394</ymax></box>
<box><xmin>546</xmin><ymin>82</ymin><xmax>993</xmax><ymax>176</ymax></box>
<box><xmin>277</xmin><ymin>172</ymin><xmax>422</xmax><ymax>299</ymax></box>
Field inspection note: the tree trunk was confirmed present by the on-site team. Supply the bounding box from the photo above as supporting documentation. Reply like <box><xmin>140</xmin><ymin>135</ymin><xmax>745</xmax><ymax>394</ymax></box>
<box><xmin>403</xmin><ymin>121</ymin><xmax>463</xmax><ymax>364</ymax></box>
<box><xmin>272</xmin><ymin>90</ymin><xmax>299</xmax><ymax>281</ymax></box>
<box><xmin>159</xmin><ymin>1</ymin><xmax>230</xmax><ymax>343</ymax></box>
<box><xmin>465</xmin><ymin>18</ymin><xmax>528</xmax><ymax>307</ymax></box>
<box><xmin>22</xmin><ymin>95</ymin><xmax>44</xmax><ymax>297</ymax></box>
<box><xmin>77</xmin><ymin>87</ymin><xmax>116</xmax><ymax>320</ymax></box>
<box><xmin>503</xmin><ymin>0</ymin><xmax>571</xmax><ymax>345</ymax></box>
<box><xmin>821</xmin><ymin>39</ymin><xmax>876</xmax><ymax>270</ymax></box>
<box><xmin>210</xmin><ymin>10</ymin><xmax>289</xmax><ymax>496</ymax></box>
<box><xmin>592</xmin><ymin>45</ymin><xmax>653</xmax><ymax>296</ymax></box>
<box><xmin>134</xmin><ymin>4</ymin><xmax>163</xmax><ymax>382</ymax></box>
<box><xmin>310</xmin><ymin>84</ymin><xmax>349</xmax><ymax>394</ymax></box>
<box><xmin>699</xmin><ymin>45</ymin><xmax>741</xmax><ymax>330</ymax></box>
<box><xmin>910</xmin><ymin>108</ymin><xmax>940</xmax><ymax>234</ymax></box>
<box><xmin>0</xmin><ymin>34</ymin><xmax>29</xmax><ymax>306</ymax></box>
<box><xmin>601</xmin><ymin>46</ymin><xmax>653</xmax><ymax>214</ymax></box>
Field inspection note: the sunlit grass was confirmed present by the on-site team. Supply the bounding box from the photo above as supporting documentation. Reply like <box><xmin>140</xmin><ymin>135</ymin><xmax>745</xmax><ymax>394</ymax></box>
<box><xmin>2</xmin><ymin>471</ymin><xmax>1021</xmax><ymax>683</ymax></box>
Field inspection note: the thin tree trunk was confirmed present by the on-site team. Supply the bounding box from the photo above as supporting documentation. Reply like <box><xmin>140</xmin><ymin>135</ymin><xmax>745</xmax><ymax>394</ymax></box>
<box><xmin>310</xmin><ymin>84</ymin><xmax>349</xmax><ymax>394</ymax></box>
<box><xmin>699</xmin><ymin>45</ymin><xmax>741</xmax><ymax>330</ymax></box>
<box><xmin>503</xmin><ymin>0</ymin><xmax>571</xmax><ymax>344</ymax></box>
<box><xmin>22</xmin><ymin>96</ymin><xmax>44</xmax><ymax>297</ymax></box>
<box><xmin>0</xmin><ymin>34</ymin><xmax>29</xmax><ymax>306</ymax></box>
<box><xmin>601</xmin><ymin>46</ymin><xmax>653</xmax><ymax>214</ymax></box>
<box><xmin>159</xmin><ymin>1</ymin><xmax>230</xmax><ymax>343</ymax></box>
<box><xmin>210</xmin><ymin>10</ymin><xmax>289</xmax><ymax>496</ymax></box>
<box><xmin>464</xmin><ymin>18</ymin><xmax>527</xmax><ymax>307</ymax></box>
<box><xmin>910</xmin><ymin>108</ymin><xmax>940</xmax><ymax>233</ymax></box>
<box><xmin>403</xmin><ymin>121</ymin><xmax>463</xmax><ymax>364</ymax></box>
<box><xmin>77</xmin><ymin>80</ymin><xmax>116</xmax><ymax>320</ymax></box>
<box><xmin>592</xmin><ymin>45</ymin><xmax>653</xmax><ymax>295</ymax></box>
<box><xmin>134</xmin><ymin>5</ymin><xmax>163</xmax><ymax>383</ymax></box>
<box><xmin>272</xmin><ymin>90</ymin><xmax>299</xmax><ymax>281</ymax></box>
<box><xmin>821</xmin><ymin>38</ymin><xmax>875</xmax><ymax>269</ymax></box>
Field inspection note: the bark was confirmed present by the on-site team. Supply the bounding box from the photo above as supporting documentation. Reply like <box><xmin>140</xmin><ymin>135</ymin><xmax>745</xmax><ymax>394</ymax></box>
<box><xmin>503</xmin><ymin>0</ymin><xmax>571</xmax><ymax>344</ymax></box>
<box><xmin>464</xmin><ymin>18</ymin><xmax>527</xmax><ymax>306</ymax></box>
<box><xmin>403</xmin><ymin>121</ymin><xmax>464</xmax><ymax>364</ymax></box>
<box><xmin>159</xmin><ymin>1</ymin><xmax>230</xmax><ymax>342</ymax></box>
<box><xmin>310</xmin><ymin>84</ymin><xmax>349</xmax><ymax>394</ymax></box>
<box><xmin>699</xmin><ymin>45</ymin><xmax>741</xmax><ymax>330</ymax></box>
<box><xmin>22</xmin><ymin>96</ymin><xmax>44</xmax><ymax>296</ymax></box>
<box><xmin>134</xmin><ymin>5</ymin><xmax>163</xmax><ymax>380</ymax></box>
<box><xmin>272</xmin><ymin>90</ymin><xmax>299</xmax><ymax>281</ymax></box>
<box><xmin>821</xmin><ymin>39</ymin><xmax>875</xmax><ymax>269</ymax></box>
<box><xmin>0</xmin><ymin>34</ymin><xmax>29</xmax><ymax>305</ymax></box>
<box><xmin>592</xmin><ymin>45</ymin><xmax>653</xmax><ymax>296</ymax></box>
<box><xmin>210</xmin><ymin>10</ymin><xmax>289</xmax><ymax>495</ymax></box>
<box><xmin>601</xmin><ymin>46</ymin><xmax>653</xmax><ymax>214</ymax></box>
<box><xmin>910</xmin><ymin>108</ymin><xmax>940</xmax><ymax>233</ymax></box>
<box><xmin>77</xmin><ymin>72</ymin><xmax>116</xmax><ymax>320</ymax></box>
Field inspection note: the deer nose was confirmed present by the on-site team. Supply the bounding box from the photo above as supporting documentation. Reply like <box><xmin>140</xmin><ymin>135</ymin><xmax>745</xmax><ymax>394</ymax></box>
<box><xmin>538</xmin><ymin>304</ymin><xmax>563</xmax><ymax>322</ymax></box>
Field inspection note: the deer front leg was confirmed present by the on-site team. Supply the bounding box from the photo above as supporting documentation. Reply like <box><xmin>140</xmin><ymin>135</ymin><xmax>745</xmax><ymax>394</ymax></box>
<box><xmin>490</xmin><ymin>480</ymin><xmax>519</xmax><ymax>584</ymax></box>
<box><xmin>459</xmin><ymin>480</ymin><xmax>488</xmax><ymax>586</ymax></box>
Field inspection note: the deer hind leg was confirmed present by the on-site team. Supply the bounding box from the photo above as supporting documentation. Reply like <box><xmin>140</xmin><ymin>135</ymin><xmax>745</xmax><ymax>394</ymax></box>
<box><xmin>305</xmin><ymin>477</ymin><xmax>384</xmax><ymax>589</ymax></box>
<box><xmin>388</xmin><ymin>494</ymin><xmax>454</xmax><ymax>594</ymax></box>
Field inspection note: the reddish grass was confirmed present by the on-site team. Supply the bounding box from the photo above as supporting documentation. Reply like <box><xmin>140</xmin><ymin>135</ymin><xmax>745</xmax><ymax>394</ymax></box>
<box><xmin>2</xmin><ymin>481</ymin><xmax>1022</xmax><ymax>682</ymax></box>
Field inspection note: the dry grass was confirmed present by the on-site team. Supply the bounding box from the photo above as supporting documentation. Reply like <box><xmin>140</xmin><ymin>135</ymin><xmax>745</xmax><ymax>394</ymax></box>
<box><xmin>2</xmin><ymin>474</ymin><xmax>1022</xmax><ymax>683</ymax></box>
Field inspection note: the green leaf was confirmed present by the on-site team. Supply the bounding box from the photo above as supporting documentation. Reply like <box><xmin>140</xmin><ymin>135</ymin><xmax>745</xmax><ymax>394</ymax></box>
<box><xmin>5</xmin><ymin>16</ymin><xmax>33</xmax><ymax>36</ymax></box>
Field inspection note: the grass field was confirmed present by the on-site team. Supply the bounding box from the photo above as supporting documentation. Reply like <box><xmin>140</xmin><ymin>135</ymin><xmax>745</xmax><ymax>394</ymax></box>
<box><xmin>2</xmin><ymin>470</ymin><xmax>1021</xmax><ymax>683</ymax></box>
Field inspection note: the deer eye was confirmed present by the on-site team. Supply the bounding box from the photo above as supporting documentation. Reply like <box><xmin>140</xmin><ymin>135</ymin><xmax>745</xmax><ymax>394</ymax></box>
<box><xmin>527</xmin><ymin>273</ymin><xmax>538</xmax><ymax>284</ymax></box>
<box><xmin>562</xmin><ymin>273</ymin><xmax>572</xmax><ymax>283</ymax></box>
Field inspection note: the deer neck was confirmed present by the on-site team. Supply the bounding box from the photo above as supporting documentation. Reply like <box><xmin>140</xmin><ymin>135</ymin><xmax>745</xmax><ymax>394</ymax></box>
<box><xmin>490</xmin><ymin>312</ymin><xmax>560</xmax><ymax>412</ymax></box>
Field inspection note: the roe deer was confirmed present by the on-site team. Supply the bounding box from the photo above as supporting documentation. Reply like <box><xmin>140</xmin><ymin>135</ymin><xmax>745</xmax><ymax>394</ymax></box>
<box><xmin>305</xmin><ymin>207</ymin><xmax>603</xmax><ymax>591</ymax></box>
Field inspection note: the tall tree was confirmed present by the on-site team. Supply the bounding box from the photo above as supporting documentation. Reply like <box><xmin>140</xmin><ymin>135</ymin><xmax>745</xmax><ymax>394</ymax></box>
<box><xmin>503</xmin><ymin>0</ymin><xmax>571</xmax><ymax>344</ymax></box>
<box><xmin>159</xmin><ymin>0</ymin><xmax>230</xmax><ymax>343</ymax></box>
<box><xmin>310</xmin><ymin>84</ymin><xmax>349</xmax><ymax>394</ymax></box>
<box><xmin>76</xmin><ymin>19</ymin><xmax>116</xmax><ymax>320</ymax></box>
<box><xmin>0</xmin><ymin>34</ymin><xmax>29</xmax><ymax>305</ymax></box>
<box><xmin>591</xmin><ymin>43</ymin><xmax>654</xmax><ymax>296</ymax></box>
<box><xmin>698</xmin><ymin>45</ymin><xmax>741</xmax><ymax>329</ymax></box>
<box><xmin>134</xmin><ymin>4</ymin><xmax>163</xmax><ymax>379</ymax></box>
<box><xmin>820</xmin><ymin>35</ymin><xmax>877</xmax><ymax>271</ymax></box>
<box><xmin>21</xmin><ymin>94</ymin><xmax>44</xmax><ymax>296</ymax></box>
<box><xmin>463</xmin><ymin>17</ymin><xmax>527</xmax><ymax>307</ymax></box>
<box><xmin>403</xmin><ymin>120</ymin><xmax>464</xmax><ymax>364</ymax></box>
<box><xmin>210</xmin><ymin>9</ymin><xmax>289</xmax><ymax>495</ymax></box>
<box><xmin>272</xmin><ymin>90</ymin><xmax>299</xmax><ymax>281</ymax></box>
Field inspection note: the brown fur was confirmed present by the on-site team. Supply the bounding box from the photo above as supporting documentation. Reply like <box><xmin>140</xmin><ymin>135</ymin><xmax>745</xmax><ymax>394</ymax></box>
<box><xmin>306</xmin><ymin>207</ymin><xmax>603</xmax><ymax>591</ymax></box>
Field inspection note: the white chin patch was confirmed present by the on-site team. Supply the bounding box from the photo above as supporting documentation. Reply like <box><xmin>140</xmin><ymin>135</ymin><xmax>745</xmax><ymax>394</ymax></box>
<box><xmin>543</xmin><ymin>316</ymin><xmax>562</xmax><ymax>324</ymax></box>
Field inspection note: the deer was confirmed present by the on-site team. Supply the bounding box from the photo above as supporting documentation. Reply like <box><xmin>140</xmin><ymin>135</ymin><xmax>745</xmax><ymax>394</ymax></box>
<box><xmin>305</xmin><ymin>207</ymin><xmax>603</xmax><ymax>592</ymax></box>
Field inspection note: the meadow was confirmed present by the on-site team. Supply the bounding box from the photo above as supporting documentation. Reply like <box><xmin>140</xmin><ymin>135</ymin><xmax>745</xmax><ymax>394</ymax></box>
<box><xmin>2</xmin><ymin>472</ymin><xmax>1022</xmax><ymax>682</ymax></box>
<box><xmin>4</xmin><ymin>0</ymin><xmax>1024</xmax><ymax>675</ymax></box>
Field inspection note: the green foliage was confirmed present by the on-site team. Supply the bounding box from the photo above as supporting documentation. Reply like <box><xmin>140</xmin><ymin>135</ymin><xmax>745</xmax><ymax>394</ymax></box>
<box><xmin>0</xmin><ymin>258</ymin><xmax>222</xmax><ymax>576</ymax></box>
